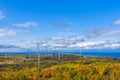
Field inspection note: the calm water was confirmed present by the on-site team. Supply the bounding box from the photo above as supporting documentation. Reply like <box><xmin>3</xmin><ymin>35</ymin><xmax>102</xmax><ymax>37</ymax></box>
<box><xmin>0</xmin><ymin>51</ymin><xmax>120</xmax><ymax>58</ymax></box>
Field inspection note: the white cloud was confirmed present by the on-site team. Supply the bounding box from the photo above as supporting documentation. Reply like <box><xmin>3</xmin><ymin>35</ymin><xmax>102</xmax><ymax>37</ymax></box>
<box><xmin>59</xmin><ymin>32</ymin><xmax>75</xmax><ymax>35</ymax></box>
<box><xmin>30</xmin><ymin>36</ymin><xmax>84</xmax><ymax>50</ymax></box>
<box><xmin>55</xmin><ymin>21</ymin><xmax>73</xmax><ymax>27</ymax></box>
<box><xmin>85</xmin><ymin>28</ymin><xmax>120</xmax><ymax>38</ymax></box>
<box><xmin>34</xmin><ymin>38</ymin><xmax>48</xmax><ymax>44</ymax></box>
<box><xmin>51</xmin><ymin>37</ymin><xmax>63</xmax><ymax>41</ymax></box>
<box><xmin>67</xmin><ymin>36</ymin><xmax>84</xmax><ymax>42</ymax></box>
<box><xmin>18</xmin><ymin>29</ymin><xmax>30</xmax><ymax>33</ymax></box>
<box><xmin>114</xmin><ymin>20</ymin><xmax>120</xmax><ymax>25</ymax></box>
<box><xmin>53</xmin><ymin>36</ymin><xmax>84</xmax><ymax>45</ymax></box>
<box><xmin>85</xmin><ymin>28</ymin><xmax>108</xmax><ymax>38</ymax></box>
<box><xmin>65</xmin><ymin>28</ymin><xmax>70</xmax><ymax>33</ymax></box>
<box><xmin>58</xmin><ymin>29</ymin><xmax>76</xmax><ymax>36</ymax></box>
<box><xmin>14</xmin><ymin>22</ymin><xmax>37</xmax><ymax>28</ymax></box>
<box><xmin>53</xmin><ymin>44</ymin><xmax>67</xmax><ymax>48</ymax></box>
<box><xmin>75</xmin><ymin>41</ymin><xmax>105</xmax><ymax>48</ymax></box>
<box><xmin>101</xmin><ymin>30</ymin><xmax>120</xmax><ymax>37</ymax></box>
<box><xmin>0</xmin><ymin>44</ymin><xmax>28</xmax><ymax>52</ymax></box>
<box><xmin>52</xmin><ymin>43</ymin><xmax>67</xmax><ymax>50</ymax></box>
<box><xmin>71</xmin><ymin>40</ymin><xmax>120</xmax><ymax>50</ymax></box>
<box><xmin>0</xmin><ymin>27</ymin><xmax>31</xmax><ymax>39</ymax></box>
<box><xmin>0</xmin><ymin>11</ymin><xmax>5</xmax><ymax>20</ymax></box>
<box><xmin>0</xmin><ymin>29</ymin><xmax>16</xmax><ymax>39</ymax></box>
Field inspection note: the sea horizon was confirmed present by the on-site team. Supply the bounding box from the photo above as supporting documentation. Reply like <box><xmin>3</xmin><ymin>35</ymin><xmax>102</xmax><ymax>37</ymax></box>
<box><xmin>1</xmin><ymin>51</ymin><xmax>120</xmax><ymax>58</ymax></box>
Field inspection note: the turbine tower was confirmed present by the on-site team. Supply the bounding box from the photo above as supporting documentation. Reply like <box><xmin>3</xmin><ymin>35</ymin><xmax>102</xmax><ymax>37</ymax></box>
<box><xmin>5</xmin><ymin>47</ymin><xmax>7</xmax><ymax>58</ymax></box>
<box><xmin>80</xmin><ymin>47</ymin><xmax>82</xmax><ymax>59</ymax></box>
<box><xmin>58</xmin><ymin>51</ymin><xmax>61</xmax><ymax>62</ymax></box>
<box><xmin>57</xmin><ymin>48</ymin><xmax>61</xmax><ymax>62</ymax></box>
<box><xmin>36</xmin><ymin>42</ymin><xmax>40</xmax><ymax>66</ymax></box>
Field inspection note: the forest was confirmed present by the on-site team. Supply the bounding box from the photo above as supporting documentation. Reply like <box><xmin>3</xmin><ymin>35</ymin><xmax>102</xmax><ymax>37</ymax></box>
<box><xmin>0</xmin><ymin>54</ymin><xmax>120</xmax><ymax>80</ymax></box>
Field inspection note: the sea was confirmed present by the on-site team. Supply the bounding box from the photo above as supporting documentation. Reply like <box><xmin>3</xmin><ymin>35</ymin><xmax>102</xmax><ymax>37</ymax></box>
<box><xmin>0</xmin><ymin>51</ymin><xmax>120</xmax><ymax>58</ymax></box>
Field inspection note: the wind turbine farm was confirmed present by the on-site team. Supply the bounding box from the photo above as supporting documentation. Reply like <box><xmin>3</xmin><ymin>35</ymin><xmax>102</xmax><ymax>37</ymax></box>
<box><xmin>0</xmin><ymin>0</ymin><xmax>120</xmax><ymax>80</ymax></box>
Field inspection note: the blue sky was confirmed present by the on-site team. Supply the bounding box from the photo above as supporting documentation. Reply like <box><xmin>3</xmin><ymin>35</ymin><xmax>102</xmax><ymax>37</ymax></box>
<box><xmin>0</xmin><ymin>0</ymin><xmax>120</xmax><ymax>51</ymax></box>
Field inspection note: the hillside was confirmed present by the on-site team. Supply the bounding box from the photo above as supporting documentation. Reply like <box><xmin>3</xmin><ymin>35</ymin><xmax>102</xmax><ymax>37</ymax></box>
<box><xmin>0</xmin><ymin>55</ymin><xmax>120</xmax><ymax>80</ymax></box>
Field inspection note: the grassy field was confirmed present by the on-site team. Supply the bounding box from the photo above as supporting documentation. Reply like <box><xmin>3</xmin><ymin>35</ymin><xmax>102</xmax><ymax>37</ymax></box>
<box><xmin>0</xmin><ymin>54</ymin><xmax>120</xmax><ymax>80</ymax></box>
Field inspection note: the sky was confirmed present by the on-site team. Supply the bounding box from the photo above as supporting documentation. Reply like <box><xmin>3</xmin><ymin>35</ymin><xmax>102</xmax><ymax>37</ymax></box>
<box><xmin>0</xmin><ymin>0</ymin><xmax>120</xmax><ymax>51</ymax></box>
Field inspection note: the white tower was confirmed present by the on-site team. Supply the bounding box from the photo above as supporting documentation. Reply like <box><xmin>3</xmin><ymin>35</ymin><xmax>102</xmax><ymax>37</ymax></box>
<box><xmin>36</xmin><ymin>43</ymin><xmax>40</xmax><ymax>66</ymax></box>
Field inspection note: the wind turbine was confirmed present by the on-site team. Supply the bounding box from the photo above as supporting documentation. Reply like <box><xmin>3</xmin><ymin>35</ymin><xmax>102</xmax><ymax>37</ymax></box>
<box><xmin>57</xmin><ymin>48</ymin><xmax>61</xmax><ymax>62</ymax></box>
<box><xmin>26</xmin><ymin>46</ymin><xmax>32</xmax><ymax>61</ymax></box>
<box><xmin>79</xmin><ymin>47</ymin><xmax>82</xmax><ymax>59</ymax></box>
<box><xmin>58</xmin><ymin>51</ymin><xmax>61</xmax><ymax>62</ymax></box>
<box><xmin>8</xmin><ymin>41</ymin><xmax>13</xmax><ymax>56</ymax></box>
<box><xmin>27</xmin><ymin>45</ymin><xmax>32</xmax><ymax>61</ymax></box>
<box><xmin>4</xmin><ymin>46</ymin><xmax>7</xmax><ymax>58</ymax></box>
<box><xmin>36</xmin><ymin>42</ymin><xmax>40</xmax><ymax>66</ymax></box>
<box><xmin>29</xmin><ymin>52</ymin><xmax>32</xmax><ymax>60</ymax></box>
